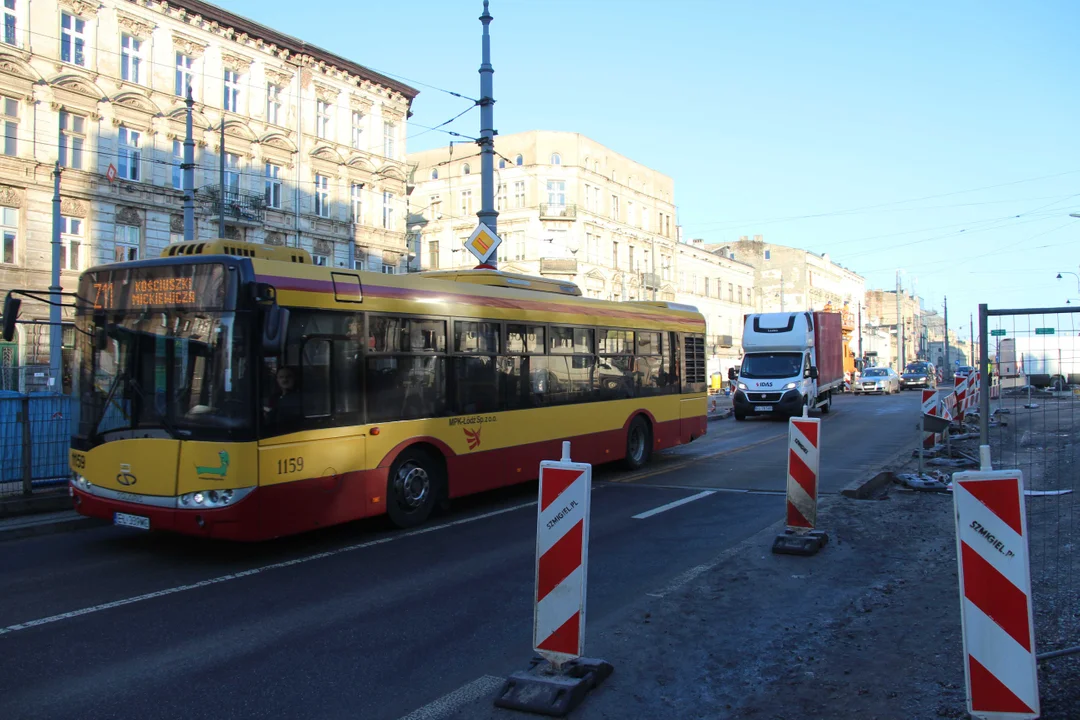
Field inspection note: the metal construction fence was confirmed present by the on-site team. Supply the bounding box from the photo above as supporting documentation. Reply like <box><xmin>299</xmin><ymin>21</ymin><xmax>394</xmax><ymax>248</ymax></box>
<box><xmin>979</xmin><ymin>304</ymin><xmax>1080</xmax><ymax>662</ymax></box>
<box><xmin>0</xmin><ymin>391</ymin><xmax>77</xmax><ymax>498</ymax></box>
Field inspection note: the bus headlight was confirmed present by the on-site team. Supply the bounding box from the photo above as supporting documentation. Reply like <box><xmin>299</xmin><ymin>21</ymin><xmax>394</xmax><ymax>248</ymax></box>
<box><xmin>737</xmin><ymin>382</ymin><xmax>748</xmax><ymax>391</ymax></box>
<box><xmin>784</xmin><ymin>382</ymin><xmax>798</xmax><ymax>390</ymax></box>
<box><xmin>178</xmin><ymin>486</ymin><xmax>255</xmax><ymax>509</ymax></box>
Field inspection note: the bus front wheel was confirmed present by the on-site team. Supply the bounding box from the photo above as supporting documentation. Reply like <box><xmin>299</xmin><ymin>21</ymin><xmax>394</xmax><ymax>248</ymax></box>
<box><xmin>387</xmin><ymin>447</ymin><xmax>443</xmax><ymax>529</ymax></box>
<box><xmin>620</xmin><ymin>416</ymin><xmax>652</xmax><ymax>471</ymax></box>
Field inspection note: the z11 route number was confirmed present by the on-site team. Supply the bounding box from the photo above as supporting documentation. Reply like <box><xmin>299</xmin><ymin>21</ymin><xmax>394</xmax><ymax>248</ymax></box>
<box><xmin>277</xmin><ymin>457</ymin><xmax>304</xmax><ymax>475</ymax></box>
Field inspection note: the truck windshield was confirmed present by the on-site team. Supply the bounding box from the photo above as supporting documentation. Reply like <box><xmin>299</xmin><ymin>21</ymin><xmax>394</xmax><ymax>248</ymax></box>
<box><xmin>741</xmin><ymin>353</ymin><xmax>803</xmax><ymax>379</ymax></box>
<box><xmin>75</xmin><ymin>310</ymin><xmax>252</xmax><ymax>442</ymax></box>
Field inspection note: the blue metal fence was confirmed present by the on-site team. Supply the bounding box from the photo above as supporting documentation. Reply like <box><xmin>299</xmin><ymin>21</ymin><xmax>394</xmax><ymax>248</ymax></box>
<box><xmin>0</xmin><ymin>392</ymin><xmax>77</xmax><ymax>497</ymax></box>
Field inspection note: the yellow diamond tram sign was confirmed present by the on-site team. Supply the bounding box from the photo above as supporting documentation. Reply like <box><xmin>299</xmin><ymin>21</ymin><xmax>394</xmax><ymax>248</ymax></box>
<box><xmin>465</xmin><ymin>223</ymin><xmax>502</xmax><ymax>265</ymax></box>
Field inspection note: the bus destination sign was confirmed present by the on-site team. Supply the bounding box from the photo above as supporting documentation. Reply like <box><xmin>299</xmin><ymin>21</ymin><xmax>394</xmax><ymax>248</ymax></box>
<box><xmin>82</xmin><ymin>264</ymin><xmax>226</xmax><ymax>312</ymax></box>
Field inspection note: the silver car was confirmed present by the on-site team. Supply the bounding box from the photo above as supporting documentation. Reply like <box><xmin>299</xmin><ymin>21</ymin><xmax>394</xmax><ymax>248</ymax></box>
<box><xmin>854</xmin><ymin>367</ymin><xmax>900</xmax><ymax>395</ymax></box>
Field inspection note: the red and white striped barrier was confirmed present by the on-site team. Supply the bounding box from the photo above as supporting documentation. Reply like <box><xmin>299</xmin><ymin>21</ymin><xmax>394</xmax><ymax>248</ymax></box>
<box><xmin>953</xmin><ymin>469</ymin><xmax>1039</xmax><ymax>718</ymax></box>
<box><xmin>533</xmin><ymin>442</ymin><xmax>592</xmax><ymax>667</ymax></box>
<box><xmin>954</xmin><ymin>375</ymin><xmax>968</xmax><ymax>424</ymax></box>
<box><xmin>772</xmin><ymin>415</ymin><xmax>827</xmax><ymax>555</ymax></box>
<box><xmin>785</xmin><ymin>416</ymin><xmax>820</xmax><ymax>529</ymax></box>
<box><xmin>969</xmin><ymin>371</ymin><xmax>981</xmax><ymax>412</ymax></box>
<box><xmin>942</xmin><ymin>391</ymin><xmax>958</xmax><ymax>423</ymax></box>
<box><xmin>922</xmin><ymin>389</ymin><xmax>940</xmax><ymax>448</ymax></box>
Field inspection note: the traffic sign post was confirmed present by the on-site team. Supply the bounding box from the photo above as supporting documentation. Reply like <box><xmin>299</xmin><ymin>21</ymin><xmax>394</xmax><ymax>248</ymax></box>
<box><xmin>494</xmin><ymin>442</ymin><xmax>612</xmax><ymax>717</ymax></box>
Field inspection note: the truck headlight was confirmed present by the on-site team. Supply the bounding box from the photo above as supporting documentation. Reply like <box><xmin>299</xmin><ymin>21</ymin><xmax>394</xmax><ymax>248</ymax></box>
<box><xmin>737</xmin><ymin>382</ymin><xmax>748</xmax><ymax>391</ymax></box>
<box><xmin>178</xmin><ymin>486</ymin><xmax>254</xmax><ymax>509</ymax></box>
<box><xmin>784</xmin><ymin>382</ymin><xmax>797</xmax><ymax>390</ymax></box>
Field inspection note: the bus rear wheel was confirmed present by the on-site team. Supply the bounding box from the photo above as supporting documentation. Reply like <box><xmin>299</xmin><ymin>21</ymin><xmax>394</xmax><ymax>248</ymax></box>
<box><xmin>620</xmin><ymin>416</ymin><xmax>652</xmax><ymax>471</ymax></box>
<box><xmin>387</xmin><ymin>448</ymin><xmax>442</xmax><ymax>529</ymax></box>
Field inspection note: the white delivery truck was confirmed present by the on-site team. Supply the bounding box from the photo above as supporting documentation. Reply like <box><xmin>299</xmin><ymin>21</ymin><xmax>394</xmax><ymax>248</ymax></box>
<box><xmin>996</xmin><ymin>335</ymin><xmax>1080</xmax><ymax>390</ymax></box>
<box><xmin>733</xmin><ymin>311</ymin><xmax>845</xmax><ymax>420</ymax></box>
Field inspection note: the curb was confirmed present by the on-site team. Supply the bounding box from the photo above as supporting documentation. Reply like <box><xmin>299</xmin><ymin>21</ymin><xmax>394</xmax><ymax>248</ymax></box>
<box><xmin>839</xmin><ymin>442</ymin><xmax>915</xmax><ymax>500</ymax></box>
<box><xmin>707</xmin><ymin>409</ymin><xmax>733</xmax><ymax>421</ymax></box>
<box><xmin>0</xmin><ymin>491</ymin><xmax>75</xmax><ymax>519</ymax></box>
<box><xmin>0</xmin><ymin>512</ymin><xmax>104</xmax><ymax>543</ymax></box>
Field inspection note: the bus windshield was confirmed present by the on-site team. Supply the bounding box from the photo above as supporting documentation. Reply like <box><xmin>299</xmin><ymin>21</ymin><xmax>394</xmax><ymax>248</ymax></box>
<box><xmin>75</xmin><ymin>310</ymin><xmax>252</xmax><ymax>442</ymax></box>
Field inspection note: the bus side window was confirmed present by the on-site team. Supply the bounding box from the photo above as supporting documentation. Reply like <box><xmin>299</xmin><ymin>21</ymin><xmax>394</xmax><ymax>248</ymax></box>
<box><xmin>301</xmin><ymin>338</ymin><xmax>332</xmax><ymax>418</ymax></box>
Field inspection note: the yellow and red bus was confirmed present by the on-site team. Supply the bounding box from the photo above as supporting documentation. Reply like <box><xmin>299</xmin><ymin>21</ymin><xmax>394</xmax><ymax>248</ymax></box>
<box><xmin>68</xmin><ymin>241</ymin><xmax>707</xmax><ymax>540</ymax></box>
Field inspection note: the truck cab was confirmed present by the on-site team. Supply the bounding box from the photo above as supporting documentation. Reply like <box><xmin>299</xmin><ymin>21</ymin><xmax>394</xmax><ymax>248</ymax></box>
<box><xmin>733</xmin><ymin>312</ymin><xmax>843</xmax><ymax>420</ymax></box>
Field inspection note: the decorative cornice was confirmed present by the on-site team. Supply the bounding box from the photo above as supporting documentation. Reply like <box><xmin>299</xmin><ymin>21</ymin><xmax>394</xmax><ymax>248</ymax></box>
<box><xmin>220</xmin><ymin>52</ymin><xmax>252</xmax><ymax>74</ymax></box>
<box><xmin>116</xmin><ymin>207</ymin><xmax>142</xmax><ymax>226</ymax></box>
<box><xmin>265</xmin><ymin>68</ymin><xmax>292</xmax><ymax>87</ymax></box>
<box><xmin>172</xmin><ymin>32</ymin><xmax>208</xmax><ymax>58</ymax></box>
<box><xmin>116</xmin><ymin>11</ymin><xmax>155</xmax><ymax>40</ymax></box>
<box><xmin>0</xmin><ymin>184</ymin><xmax>24</xmax><ymax>208</ymax></box>
<box><xmin>314</xmin><ymin>83</ymin><xmax>339</xmax><ymax>103</ymax></box>
<box><xmin>381</xmin><ymin>104</ymin><xmax>405</xmax><ymax>123</ymax></box>
<box><xmin>350</xmin><ymin>94</ymin><xmax>373</xmax><ymax>111</ymax></box>
<box><xmin>58</xmin><ymin>0</ymin><xmax>99</xmax><ymax>18</ymax></box>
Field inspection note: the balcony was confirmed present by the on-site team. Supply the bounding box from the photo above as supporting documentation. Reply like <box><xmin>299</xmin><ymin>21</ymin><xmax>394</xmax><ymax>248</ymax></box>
<box><xmin>641</xmin><ymin>272</ymin><xmax>662</xmax><ymax>290</ymax></box>
<box><xmin>197</xmin><ymin>185</ymin><xmax>267</xmax><ymax>227</ymax></box>
<box><xmin>540</xmin><ymin>257</ymin><xmax>578</xmax><ymax>275</ymax></box>
<box><xmin>539</xmin><ymin>203</ymin><xmax>577</xmax><ymax>221</ymax></box>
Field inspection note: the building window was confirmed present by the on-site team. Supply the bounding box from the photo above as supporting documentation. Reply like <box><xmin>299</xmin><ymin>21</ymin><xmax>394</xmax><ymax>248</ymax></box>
<box><xmin>514</xmin><ymin>154</ymin><xmax>523</xmax><ymax>166</ymax></box>
<box><xmin>58</xmin><ymin>111</ymin><xmax>84</xmax><ymax>169</ymax></box>
<box><xmin>265</xmin><ymin>162</ymin><xmax>282</xmax><ymax>209</ymax></box>
<box><xmin>314</xmin><ymin>174</ymin><xmax>330</xmax><ymax>218</ymax></box>
<box><xmin>460</xmin><ymin>189</ymin><xmax>473</xmax><ymax>216</ymax></box>
<box><xmin>430</xmin><ymin>168</ymin><xmax>438</xmax><ymax>180</ymax></box>
<box><xmin>462</xmin><ymin>163</ymin><xmax>471</xmax><ymax>175</ymax></box>
<box><xmin>628</xmin><ymin>245</ymin><xmax>635</xmax><ymax>272</ymax></box>
<box><xmin>3</xmin><ymin>0</ymin><xmax>16</xmax><ymax>46</ymax></box>
<box><xmin>546</xmin><ymin>180</ymin><xmax>565</xmax><ymax>207</ymax></box>
<box><xmin>383</xmin><ymin>121</ymin><xmax>395</xmax><ymax>157</ymax></box>
<box><xmin>171</xmin><ymin>140</ymin><xmax>183</xmax><ymax>189</ymax></box>
<box><xmin>513</xmin><ymin>181</ymin><xmax>525</xmax><ymax>208</ymax></box>
<box><xmin>351</xmin><ymin>111</ymin><xmax>364</xmax><ymax>149</ymax></box>
<box><xmin>764</xmin><ymin>250</ymin><xmax>771</xmax><ymax>260</ymax></box>
<box><xmin>115</xmin><ymin>224</ymin><xmax>140</xmax><ymax>262</ymax></box>
<box><xmin>175</xmin><ymin>52</ymin><xmax>194</xmax><ymax>96</ymax></box>
<box><xmin>118</xmin><ymin>126</ymin><xmax>140</xmax><ymax>181</ymax></box>
<box><xmin>729</xmin><ymin>283</ymin><xmax>734</xmax><ymax>302</ymax></box>
<box><xmin>312</xmin><ymin>253</ymin><xmax>329</xmax><ymax>267</ymax></box>
<box><xmin>60</xmin><ymin>216</ymin><xmax>83</xmax><ymax>271</ymax></box>
<box><xmin>1</xmin><ymin>206</ymin><xmax>15</xmax><ymax>264</ymax></box>
<box><xmin>627</xmin><ymin>201</ymin><xmax>635</xmax><ymax>226</ymax></box>
<box><xmin>120</xmin><ymin>34</ymin><xmax>142</xmax><ymax>84</ymax></box>
<box><xmin>611</xmin><ymin>195</ymin><xmax>620</xmax><ymax>220</ymax></box>
<box><xmin>429</xmin><ymin>194</ymin><xmax>442</xmax><ymax>220</ymax></box>
<box><xmin>60</xmin><ymin>13</ymin><xmax>86</xmax><ymax>67</ymax></box>
<box><xmin>224</xmin><ymin>153</ymin><xmax>240</xmax><ymax>191</ymax></box>
<box><xmin>266</xmin><ymin>83</ymin><xmax>282</xmax><ymax>125</ymax></box>
<box><xmin>382</xmin><ymin>264</ymin><xmax>396</xmax><ymax>275</ymax></box>
<box><xmin>497</xmin><ymin>185</ymin><xmax>506</xmax><ymax>211</ymax></box>
<box><xmin>0</xmin><ymin>96</ymin><xmax>15</xmax><ymax>156</ymax></box>
<box><xmin>498</xmin><ymin>158</ymin><xmax>505</xmax><ymax>169</ymax></box>
<box><xmin>316</xmin><ymin>99</ymin><xmax>332</xmax><ymax>140</ymax></box>
<box><xmin>550</xmin><ymin>153</ymin><xmax>561</xmax><ymax>165</ymax></box>
<box><xmin>350</xmin><ymin>182</ymin><xmax>363</xmax><ymax>223</ymax></box>
<box><xmin>428</xmin><ymin>240</ymin><xmax>439</xmax><ymax>270</ymax></box>
<box><xmin>353</xmin><ymin>257</ymin><xmax>364</xmax><ymax>271</ymax></box>
<box><xmin>612</xmin><ymin>241</ymin><xmax>619</xmax><ymax>269</ymax></box>
<box><xmin>223</xmin><ymin>69</ymin><xmax>240</xmax><ymax>112</ymax></box>
<box><xmin>382</xmin><ymin>191</ymin><xmax>394</xmax><ymax>229</ymax></box>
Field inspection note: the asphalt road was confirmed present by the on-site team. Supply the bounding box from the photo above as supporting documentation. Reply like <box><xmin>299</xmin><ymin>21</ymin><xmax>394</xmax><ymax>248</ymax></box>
<box><xmin>0</xmin><ymin>391</ymin><xmax>920</xmax><ymax>720</ymax></box>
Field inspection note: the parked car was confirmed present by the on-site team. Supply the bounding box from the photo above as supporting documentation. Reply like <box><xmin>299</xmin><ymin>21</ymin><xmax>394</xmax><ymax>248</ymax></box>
<box><xmin>853</xmin><ymin>366</ymin><xmax>900</xmax><ymax>395</ymax></box>
<box><xmin>900</xmin><ymin>361</ymin><xmax>937</xmax><ymax>390</ymax></box>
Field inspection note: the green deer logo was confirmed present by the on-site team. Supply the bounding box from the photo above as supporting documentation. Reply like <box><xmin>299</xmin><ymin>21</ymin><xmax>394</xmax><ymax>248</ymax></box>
<box><xmin>195</xmin><ymin>451</ymin><xmax>230</xmax><ymax>479</ymax></box>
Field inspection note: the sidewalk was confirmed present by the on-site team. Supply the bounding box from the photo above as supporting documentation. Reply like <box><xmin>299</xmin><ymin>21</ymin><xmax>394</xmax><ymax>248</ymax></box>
<box><xmin>0</xmin><ymin>508</ymin><xmax>100</xmax><ymax>542</ymax></box>
<box><xmin>706</xmin><ymin>392</ymin><xmax>733</xmax><ymax>420</ymax></box>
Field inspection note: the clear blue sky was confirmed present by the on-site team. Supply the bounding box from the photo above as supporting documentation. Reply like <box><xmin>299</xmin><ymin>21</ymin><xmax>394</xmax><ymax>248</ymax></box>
<box><xmin>230</xmin><ymin>0</ymin><xmax>1080</xmax><ymax>325</ymax></box>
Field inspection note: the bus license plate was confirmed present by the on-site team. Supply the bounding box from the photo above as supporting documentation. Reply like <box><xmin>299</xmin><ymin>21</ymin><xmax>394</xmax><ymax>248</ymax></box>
<box><xmin>114</xmin><ymin>512</ymin><xmax>150</xmax><ymax>530</ymax></box>
<box><xmin>754</xmin><ymin>405</ymin><xmax>772</xmax><ymax>412</ymax></box>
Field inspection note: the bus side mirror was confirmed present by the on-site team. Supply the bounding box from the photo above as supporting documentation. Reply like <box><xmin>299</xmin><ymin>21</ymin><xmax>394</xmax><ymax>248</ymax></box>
<box><xmin>809</xmin><ymin>367</ymin><xmax>819</xmax><ymax>380</ymax></box>
<box><xmin>262</xmin><ymin>304</ymin><xmax>289</xmax><ymax>355</ymax></box>
<box><xmin>2</xmin><ymin>293</ymin><xmax>20</xmax><ymax>342</ymax></box>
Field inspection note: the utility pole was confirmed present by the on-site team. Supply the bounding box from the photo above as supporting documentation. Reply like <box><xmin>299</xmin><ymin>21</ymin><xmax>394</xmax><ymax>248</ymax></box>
<box><xmin>476</xmin><ymin>1</ymin><xmax>498</xmax><ymax>261</ymax></box>
<box><xmin>944</xmin><ymin>296</ymin><xmax>950</xmax><ymax>379</ymax></box>
<box><xmin>218</xmin><ymin>120</ymin><xmax>226</xmax><ymax>238</ymax></box>
<box><xmin>780</xmin><ymin>274</ymin><xmax>785</xmax><ymax>311</ymax></box>
<box><xmin>895</xmin><ymin>270</ymin><xmax>903</xmax><ymax>372</ymax></box>
<box><xmin>970</xmin><ymin>313</ymin><xmax>974</xmax><ymax>367</ymax></box>
<box><xmin>183</xmin><ymin>89</ymin><xmax>195</xmax><ymax>241</ymax></box>
<box><xmin>858</xmin><ymin>302</ymin><xmax>863</xmax><ymax>364</ymax></box>
<box><xmin>49</xmin><ymin>163</ymin><xmax>62</xmax><ymax>388</ymax></box>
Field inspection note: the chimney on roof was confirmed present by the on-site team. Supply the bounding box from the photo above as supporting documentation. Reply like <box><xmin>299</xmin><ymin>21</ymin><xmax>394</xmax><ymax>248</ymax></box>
<box><xmin>753</xmin><ymin>234</ymin><xmax>763</xmax><ymax>242</ymax></box>
<box><xmin>739</xmin><ymin>235</ymin><xmax>748</xmax><ymax>242</ymax></box>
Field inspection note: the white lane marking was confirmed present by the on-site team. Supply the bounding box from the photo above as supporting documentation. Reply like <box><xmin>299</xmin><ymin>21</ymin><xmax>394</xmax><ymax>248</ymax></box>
<box><xmin>0</xmin><ymin>501</ymin><xmax>538</xmax><ymax>637</ymax></box>
<box><xmin>646</xmin><ymin>562</ymin><xmax>716</xmax><ymax>598</ymax></box>
<box><xmin>631</xmin><ymin>490</ymin><xmax>716</xmax><ymax>520</ymax></box>
<box><xmin>396</xmin><ymin>675</ymin><xmax>505</xmax><ymax>720</ymax></box>
<box><xmin>600</xmin><ymin>481</ymin><xmax>785</xmax><ymax>496</ymax></box>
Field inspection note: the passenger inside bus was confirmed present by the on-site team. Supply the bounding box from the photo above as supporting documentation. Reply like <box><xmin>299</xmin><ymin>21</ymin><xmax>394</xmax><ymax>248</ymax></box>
<box><xmin>263</xmin><ymin>366</ymin><xmax>301</xmax><ymax>425</ymax></box>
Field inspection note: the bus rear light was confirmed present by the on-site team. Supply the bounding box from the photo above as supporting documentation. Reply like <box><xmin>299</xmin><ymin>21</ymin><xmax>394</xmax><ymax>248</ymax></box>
<box><xmin>371</xmin><ymin>496</ymin><xmax>382</xmax><ymax>504</ymax></box>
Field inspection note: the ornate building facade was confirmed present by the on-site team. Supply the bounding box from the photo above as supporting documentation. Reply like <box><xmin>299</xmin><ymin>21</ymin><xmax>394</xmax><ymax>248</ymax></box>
<box><xmin>0</xmin><ymin>0</ymin><xmax>416</xmax><ymax>379</ymax></box>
